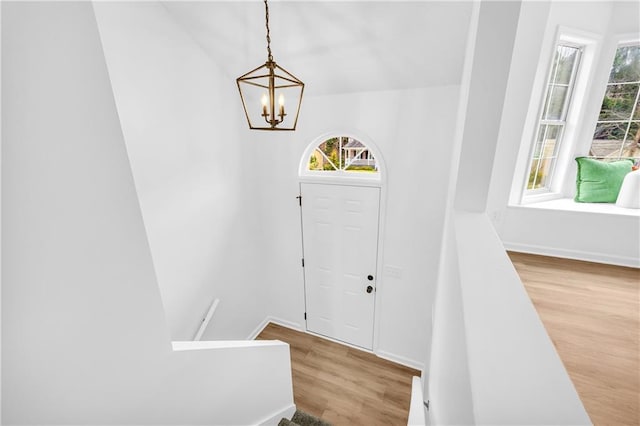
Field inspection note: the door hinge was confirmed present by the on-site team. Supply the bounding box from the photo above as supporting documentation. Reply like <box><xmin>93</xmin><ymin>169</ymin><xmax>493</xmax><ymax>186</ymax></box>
<box><xmin>296</xmin><ymin>195</ymin><xmax>302</xmax><ymax>206</ymax></box>
<box><xmin>304</xmin><ymin>312</ymin><xmax>307</xmax><ymax>320</ymax></box>
<box><xmin>302</xmin><ymin>258</ymin><xmax>305</xmax><ymax>267</ymax></box>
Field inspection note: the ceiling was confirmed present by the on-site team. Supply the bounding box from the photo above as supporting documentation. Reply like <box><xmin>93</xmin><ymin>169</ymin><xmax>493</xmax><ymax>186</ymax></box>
<box><xmin>161</xmin><ymin>1</ymin><xmax>474</xmax><ymax>96</ymax></box>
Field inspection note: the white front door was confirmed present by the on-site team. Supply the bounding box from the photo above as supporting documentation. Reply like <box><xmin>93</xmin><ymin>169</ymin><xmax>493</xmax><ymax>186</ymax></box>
<box><xmin>300</xmin><ymin>182</ymin><xmax>380</xmax><ymax>350</ymax></box>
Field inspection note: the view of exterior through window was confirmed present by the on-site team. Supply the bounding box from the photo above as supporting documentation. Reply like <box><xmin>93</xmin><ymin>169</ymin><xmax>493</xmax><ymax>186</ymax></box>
<box><xmin>527</xmin><ymin>44</ymin><xmax>582</xmax><ymax>191</ymax></box>
<box><xmin>308</xmin><ymin>136</ymin><xmax>378</xmax><ymax>173</ymax></box>
<box><xmin>589</xmin><ymin>44</ymin><xmax>640</xmax><ymax>160</ymax></box>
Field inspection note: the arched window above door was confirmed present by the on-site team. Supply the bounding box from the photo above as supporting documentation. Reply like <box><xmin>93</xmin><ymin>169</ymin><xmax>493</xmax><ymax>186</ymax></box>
<box><xmin>305</xmin><ymin>136</ymin><xmax>380</xmax><ymax>176</ymax></box>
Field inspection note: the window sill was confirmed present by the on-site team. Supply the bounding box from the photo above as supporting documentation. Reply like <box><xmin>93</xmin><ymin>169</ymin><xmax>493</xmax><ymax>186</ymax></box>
<box><xmin>511</xmin><ymin>198</ymin><xmax>640</xmax><ymax>217</ymax></box>
<box><xmin>521</xmin><ymin>191</ymin><xmax>564</xmax><ymax>204</ymax></box>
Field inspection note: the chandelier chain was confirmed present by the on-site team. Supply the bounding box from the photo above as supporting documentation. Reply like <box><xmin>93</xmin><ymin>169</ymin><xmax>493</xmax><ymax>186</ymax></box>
<box><xmin>264</xmin><ymin>0</ymin><xmax>273</xmax><ymax>62</ymax></box>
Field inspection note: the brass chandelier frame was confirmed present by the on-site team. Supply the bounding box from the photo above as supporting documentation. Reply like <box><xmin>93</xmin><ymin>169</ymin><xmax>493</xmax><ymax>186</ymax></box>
<box><xmin>236</xmin><ymin>0</ymin><xmax>305</xmax><ymax>131</ymax></box>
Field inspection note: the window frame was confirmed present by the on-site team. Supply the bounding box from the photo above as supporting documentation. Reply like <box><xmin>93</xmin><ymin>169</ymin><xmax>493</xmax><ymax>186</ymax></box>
<box><xmin>525</xmin><ymin>42</ymin><xmax>583</xmax><ymax>195</ymax></box>
<box><xmin>515</xmin><ymin>27</ymin><xmax>601</xmax><ymax>205</ymax></box>
<box><xmin>299</xmin><ymin>133</ymin><xmax>383</xmax><ymax>182</ymax></box>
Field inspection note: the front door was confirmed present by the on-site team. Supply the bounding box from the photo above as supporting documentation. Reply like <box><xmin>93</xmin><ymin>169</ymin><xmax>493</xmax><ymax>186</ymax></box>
<box><xmin>300</xmin><ymin>182</ymin><xmax>380</xmax><ymax>350</ymax></box>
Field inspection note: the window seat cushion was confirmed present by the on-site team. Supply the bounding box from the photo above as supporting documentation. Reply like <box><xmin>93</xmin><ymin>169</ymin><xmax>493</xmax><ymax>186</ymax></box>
<box><xmin>574</xmin><ymin>157</ymin><xmax>633</xmax><ymax>203</ymax></box>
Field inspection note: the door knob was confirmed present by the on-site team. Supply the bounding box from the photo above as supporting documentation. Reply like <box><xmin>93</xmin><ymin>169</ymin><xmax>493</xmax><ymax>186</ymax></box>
<box><xmin>366</xmin><ymin>285</ymin><xmax>374</xmax><ymax>293</ymax></box>
<box><xmin>367</xmin><ymin>275</ymin><xmax>374</xmax><ymax>281</ymax></box>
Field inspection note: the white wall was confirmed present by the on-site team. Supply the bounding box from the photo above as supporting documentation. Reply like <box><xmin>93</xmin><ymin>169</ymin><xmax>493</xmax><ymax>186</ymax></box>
<box><xmin>2</xmin><ymin>3</ymin><xmax>294</xmax><ymax>423</ymax></box>
<box><xmin>94</xmin><ymin>2</ymin><xmax>270</xmax><ymax>340</ymax></box>
<box><xmin>453</xmin><ymin>0</ymin><xmax>522</xmax><ymax>213</ymax></box>
<box><xmin>454</xmin><ymin>213</ymin><xmax>590</xmax><ymax>425</ymax></box>
<box><xmin>249</xmin><ymin>84</ymin><xmax>461</xmax><ymax>368</ymax></box>
<box><xmin>487</xmin><ymin>1</ymin><xmax>640</xmax><ymax>267</ymax></box>
<box><xmin>428</xmin><ymin>220</ymin><xmax>474</xmax><ymax>425</ymax></box>
<box><xmin>426</xmin><ymin>0</ymin><xmax>480</xmax><ymax>420</ymax></box>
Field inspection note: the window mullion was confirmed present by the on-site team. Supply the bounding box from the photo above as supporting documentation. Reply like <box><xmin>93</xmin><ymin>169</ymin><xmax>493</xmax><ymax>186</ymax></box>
<box><xmin>543</xmin><ymin>52</ymin><xmax>563</xmax><ymax>120</ymax></box>
<box><xmin>560</xmin><ymin>48</ymin><xmax>582</xmax><ymax>121</ymax></box>
<box><xmin>532</xmin><ymin>125</ymin><xmax>550</xmax><ymax>189</ymax></box>
<box><xmin>617</xmin><ymin>121</ymin><xmax>633</xmax><ymax>158</ymax></box>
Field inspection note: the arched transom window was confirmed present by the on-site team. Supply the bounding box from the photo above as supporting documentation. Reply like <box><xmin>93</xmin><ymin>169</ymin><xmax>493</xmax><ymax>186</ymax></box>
<box><xmin>307</xmin><ymin>136</ymin><xmax>379</xmax><ymax>174</ymax></box>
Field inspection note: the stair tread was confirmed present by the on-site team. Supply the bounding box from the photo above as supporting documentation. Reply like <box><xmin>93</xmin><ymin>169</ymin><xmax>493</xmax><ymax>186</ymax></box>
<box><xmin>291</xmin><ymin>410</ymin><xmax>332</xmax><ymax>426</ymax></box>
<box><xmin>279</xmin><ymin>410</ymin><xmax>331</xmax><ymax>426</ymax></box>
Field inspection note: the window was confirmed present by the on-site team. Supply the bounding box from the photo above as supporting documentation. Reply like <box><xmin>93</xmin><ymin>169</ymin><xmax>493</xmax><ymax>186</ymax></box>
<box><xmin>307</xmin><ymin>136</ymin><xmax>378</xmax><ymax>174</ymax></box>
<box><xmin>526</xmin><ymin>44</ymin><xmax>583</xmax><ymax>192</ymax></box>
<box><xmin>589</xmin><ymin>44</ymin><xmax>640</xmax><ymax>160</ymax></box>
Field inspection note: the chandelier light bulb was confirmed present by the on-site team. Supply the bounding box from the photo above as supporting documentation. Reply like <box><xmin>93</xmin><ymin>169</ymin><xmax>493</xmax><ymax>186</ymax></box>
<box><xmin>278</xmin><ymin>94</ymin><xmax>285</xmax><ymax>116</ymax></box>
<box><xmin>261</xmin><ymin>93</ymin><xmax>269</xmax><ymax>117</ymax></box>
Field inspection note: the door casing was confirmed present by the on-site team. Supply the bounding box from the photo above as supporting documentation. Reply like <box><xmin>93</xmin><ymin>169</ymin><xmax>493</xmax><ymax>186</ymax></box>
<box><xmin>298</xmin><ymin>176</ymin><xmax>386</xmax><ymax>353</ymax></box>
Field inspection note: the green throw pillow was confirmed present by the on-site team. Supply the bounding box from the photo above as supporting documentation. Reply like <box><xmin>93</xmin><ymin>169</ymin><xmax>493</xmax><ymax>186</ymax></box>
<box><xmin>575</xmin><ymin>157</ymin><xmax>633</xmax><ymax>203</ymax></box>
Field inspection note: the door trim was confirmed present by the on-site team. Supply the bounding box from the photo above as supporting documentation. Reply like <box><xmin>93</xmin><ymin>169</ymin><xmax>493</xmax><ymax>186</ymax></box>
<box><xmin>298</xmin><ymin>132</ymin><xmax>387</xmax><ymax>354</ymax></box>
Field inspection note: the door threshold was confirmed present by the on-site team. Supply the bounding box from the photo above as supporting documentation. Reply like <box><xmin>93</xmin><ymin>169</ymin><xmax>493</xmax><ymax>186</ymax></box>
<box><xmin>304</xmin><ymin>328</ymin><xmax>374</xmax><ymax>353</ymax></box>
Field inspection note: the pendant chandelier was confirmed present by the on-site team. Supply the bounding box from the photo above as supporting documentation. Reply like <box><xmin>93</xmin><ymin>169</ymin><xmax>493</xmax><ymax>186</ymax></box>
<box><xmin>236</xmin><ymin>0</ymin><xmax>305</xmax><ymax>131</ymax></box>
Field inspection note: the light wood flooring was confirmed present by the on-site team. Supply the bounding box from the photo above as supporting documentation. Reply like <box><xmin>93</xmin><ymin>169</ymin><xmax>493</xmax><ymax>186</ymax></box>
<box><xmin>509</xmin><ymin>252</ymin><xmax>639</xmax><ymax>426</ymax></box>
<box><xmin>257</xmin><ymin>323</ymin><xmax>420</xmax><ymax>425</ymax></box>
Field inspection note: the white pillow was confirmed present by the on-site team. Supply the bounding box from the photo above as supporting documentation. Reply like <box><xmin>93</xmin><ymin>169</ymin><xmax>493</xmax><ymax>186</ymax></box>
<box><xmin>616</xmin><ymin>169</ymin><xmax>640</xmax><ymax>208</ymax></box>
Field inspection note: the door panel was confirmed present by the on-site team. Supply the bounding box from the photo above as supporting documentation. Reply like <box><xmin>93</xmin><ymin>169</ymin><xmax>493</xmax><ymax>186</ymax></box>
<box><xmin>300</xmin><ymin>183</ymin><xmax>380</xmax><ymax>349</ymax></box>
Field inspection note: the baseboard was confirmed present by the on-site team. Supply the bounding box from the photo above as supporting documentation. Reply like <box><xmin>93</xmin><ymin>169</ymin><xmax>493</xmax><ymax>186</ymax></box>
<box><xmin>247</xmin><ymin>317</ymin><xmax>272</xmax><ymax>340</ymax></box>
<box><xmin>248</xmin><ymin>316</ymin><xmax>304</xmax><ymax>340</ymax></box>
<box><xmin>503</xmin><ymin>241</ymin><xmax>640</xmax><ymax>268</ymax></box>
<box><xmin>253</xmin><ymin>317</ymin><xmax>425</xmax><ymax>371</ymax></box>
<box><xmin>376</xmin><ymin>349</ymin><xmax>425</xmax><ymax>371</ymax></box>
<box><xmin>256</xmin><ymin>403</ymin><xmax>296</xmax><ymax>426</ymax></box>
<box><xmin>269</xmin><ymin>317</ymin><xmax>304</xmax><ymax>333</ymax></box>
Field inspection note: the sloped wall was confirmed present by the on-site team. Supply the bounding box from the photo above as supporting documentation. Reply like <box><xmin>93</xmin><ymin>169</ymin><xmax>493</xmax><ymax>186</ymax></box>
<box><xmin>2</xmin><ymin>0</ymin><xmax>169</xmax><ymax>420</ymax></box>
<box><xmin>2</xmin><ymin>2</ymin><xmax>294</xmax><ymax>423</ymax></box>
<box><xmin>94</xmin><ymin>2</ymin><xmax>270</xmax><ymax>340</ymax></box>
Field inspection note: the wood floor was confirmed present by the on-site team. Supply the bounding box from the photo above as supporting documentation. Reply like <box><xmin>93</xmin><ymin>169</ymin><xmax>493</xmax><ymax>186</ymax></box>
<box><xmin>509</xmin><ymin>252</ymin><xmax>640</xmax><ymax>426</ymax></box>
<box><xmin>257</xmin><ymin>323</ymin><xmax>420</xmax><ymax>425</ymax></box>
<box><xmin>257</xmin><ymin>254</ymin><xmax>637</xmax><ymax>425</ymax></box>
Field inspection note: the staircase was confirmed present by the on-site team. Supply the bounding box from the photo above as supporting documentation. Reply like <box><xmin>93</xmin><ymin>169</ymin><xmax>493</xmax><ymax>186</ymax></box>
<box><xmin>278</xmin><ymin>410</ymin><xmax>332</xmax><ymax>426</ymax></box>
